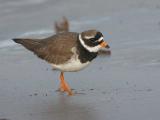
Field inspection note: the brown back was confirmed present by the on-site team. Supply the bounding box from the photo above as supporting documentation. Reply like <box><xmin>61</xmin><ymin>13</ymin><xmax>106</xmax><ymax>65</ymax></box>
<box><xmin>34</xmin><ymin>32</ymin><xmax>78</xmax><ymax>64</ymax></box>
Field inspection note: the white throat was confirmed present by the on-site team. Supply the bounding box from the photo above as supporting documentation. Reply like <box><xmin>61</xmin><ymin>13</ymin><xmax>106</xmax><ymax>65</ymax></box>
<box><xmin>79</xmin><ymin>34</ymin><xmax>101</xmax><ymax>52</ymax></box>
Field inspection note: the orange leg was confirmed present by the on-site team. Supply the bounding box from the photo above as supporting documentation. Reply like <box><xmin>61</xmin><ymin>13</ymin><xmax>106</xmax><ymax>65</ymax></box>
<box><xmin>59</xmin><ymin>72</ymin><xmax>73</xmax><ymax>96</ymax></box>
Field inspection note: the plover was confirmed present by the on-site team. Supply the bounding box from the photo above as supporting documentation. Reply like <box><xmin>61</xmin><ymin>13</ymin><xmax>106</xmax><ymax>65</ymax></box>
<box><xmin>13</xmin><ymin>30</ymin><xmax>110</xmax><ymax>95</ymax></box>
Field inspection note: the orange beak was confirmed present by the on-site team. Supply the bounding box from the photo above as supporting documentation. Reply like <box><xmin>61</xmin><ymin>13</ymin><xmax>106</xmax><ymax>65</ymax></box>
<box><xmin>100</xmin><ymin>41</ymin><xmax>110</xmax><ymax>48</ymax></box>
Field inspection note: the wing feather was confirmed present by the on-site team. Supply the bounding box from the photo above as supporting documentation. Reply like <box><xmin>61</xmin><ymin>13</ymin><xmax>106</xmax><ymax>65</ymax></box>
<box><xmin>34</xmin><ymin>32</ymin><xmax>78</xmax><ymax>64</ymax></box>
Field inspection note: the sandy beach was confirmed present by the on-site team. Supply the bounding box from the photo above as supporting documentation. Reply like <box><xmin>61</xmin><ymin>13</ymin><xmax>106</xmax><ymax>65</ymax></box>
<box><xmin>1</xmin><ymin>0</ymin><xmax>160</xmax><ymax>120</ymax></box>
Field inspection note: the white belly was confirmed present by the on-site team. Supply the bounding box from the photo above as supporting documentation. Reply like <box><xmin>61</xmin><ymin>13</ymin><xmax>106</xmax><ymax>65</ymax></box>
<box><xmin>52</xmin><ymin>58</ymin><xmax>90</xmax><ymax>72</ymax></box>
<box><xmin>51</xmin><ymin>47</ymin><xmax>90</xmax><ymax>72</ymax></box>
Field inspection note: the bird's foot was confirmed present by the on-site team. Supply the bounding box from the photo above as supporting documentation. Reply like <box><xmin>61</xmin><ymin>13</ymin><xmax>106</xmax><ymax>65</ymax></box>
<box><xmin>59</xmin><ymin>72</ymin><xmax>74</xmax><ymax>96</ymax></box>
<box><xmin>59</xmin><ymin>82</ymin><xmax>73</xmax><ymax>96</ymax></box>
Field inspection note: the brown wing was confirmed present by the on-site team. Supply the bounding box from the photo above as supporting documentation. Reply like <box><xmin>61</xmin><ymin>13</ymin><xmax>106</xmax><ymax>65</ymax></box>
<box><xmin>34</xmin><ymin>32</ymin><xmax>78</xmax><ymax>64</ymax></box>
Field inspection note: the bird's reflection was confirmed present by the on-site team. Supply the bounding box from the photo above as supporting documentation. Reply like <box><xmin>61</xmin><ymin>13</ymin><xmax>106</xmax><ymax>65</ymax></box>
<box><xmin>46</xmin><ymin>95</ymin><xmax>97</xmax><ymax>120</ymax></box>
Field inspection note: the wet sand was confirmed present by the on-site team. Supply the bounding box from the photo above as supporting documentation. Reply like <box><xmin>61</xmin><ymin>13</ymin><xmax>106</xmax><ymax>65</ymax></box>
<box><xmin>1</xmin><ymin>47</ymin><xmax>160</xmax><ymax>120</ymax></box>
<box><xmin>1</xmin><ymin>0</ymin><xmax>160</xmax><ymax>120</ymax></box>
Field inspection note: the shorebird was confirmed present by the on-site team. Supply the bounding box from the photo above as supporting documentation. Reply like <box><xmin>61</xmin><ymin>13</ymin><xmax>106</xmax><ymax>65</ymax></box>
<box><xmin>13</xmin><ymin>30</ymin><xmax>110</xmax><ymax>95</ymax></box>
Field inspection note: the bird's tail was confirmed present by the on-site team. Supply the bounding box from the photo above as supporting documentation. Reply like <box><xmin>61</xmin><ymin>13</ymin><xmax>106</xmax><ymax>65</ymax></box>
<box><xmin>12</xmin><ymin>38</ymin><xmax>42</xmax><ymax>52</ymax></box>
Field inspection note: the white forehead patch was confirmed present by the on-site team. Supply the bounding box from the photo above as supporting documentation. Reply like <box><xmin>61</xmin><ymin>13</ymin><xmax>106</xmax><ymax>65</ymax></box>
<box><xmin>79</xmin><ymin>34</ymin><xmax>101</xmax><ymax>52</ymax></box>
<box><xmin>98</xmin><ymin>37</ymin><xmax>104</xmax><ymax>42</ymax></box>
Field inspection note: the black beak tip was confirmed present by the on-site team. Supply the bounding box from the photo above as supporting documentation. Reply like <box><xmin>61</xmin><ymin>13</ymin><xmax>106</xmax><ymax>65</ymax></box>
<box><xmin>105</xmin><ymin>44</ymin><xmax>110</xmax><ymax>48</ymax></box>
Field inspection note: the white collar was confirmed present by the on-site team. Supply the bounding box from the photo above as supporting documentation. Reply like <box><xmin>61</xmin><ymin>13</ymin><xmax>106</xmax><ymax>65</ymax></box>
<box><xmin>78</xmin><ymin>34</ymin><xmax>101</xmax><ymax>53</ymax></box>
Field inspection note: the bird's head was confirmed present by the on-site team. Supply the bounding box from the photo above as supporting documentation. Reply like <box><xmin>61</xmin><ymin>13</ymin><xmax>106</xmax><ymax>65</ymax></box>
<box><xmin>79</xmin><ymin>30</ymin><xmax>110</xmax><ymax>53</ymax></box>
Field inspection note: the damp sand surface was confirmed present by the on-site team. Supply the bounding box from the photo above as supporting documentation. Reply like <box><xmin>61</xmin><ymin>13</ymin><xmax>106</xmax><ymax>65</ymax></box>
<box><xmin>1</xmin><ymin>0</ymin><xmax>160</xmax><ymax>120</ymax></box>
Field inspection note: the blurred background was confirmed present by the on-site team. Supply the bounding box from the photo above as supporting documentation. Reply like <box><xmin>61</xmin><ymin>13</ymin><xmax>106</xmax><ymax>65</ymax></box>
<box><xmin>0</xmin><ymin>0</ymin><xmax>160</xmax><ymax>120</ymax></box>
